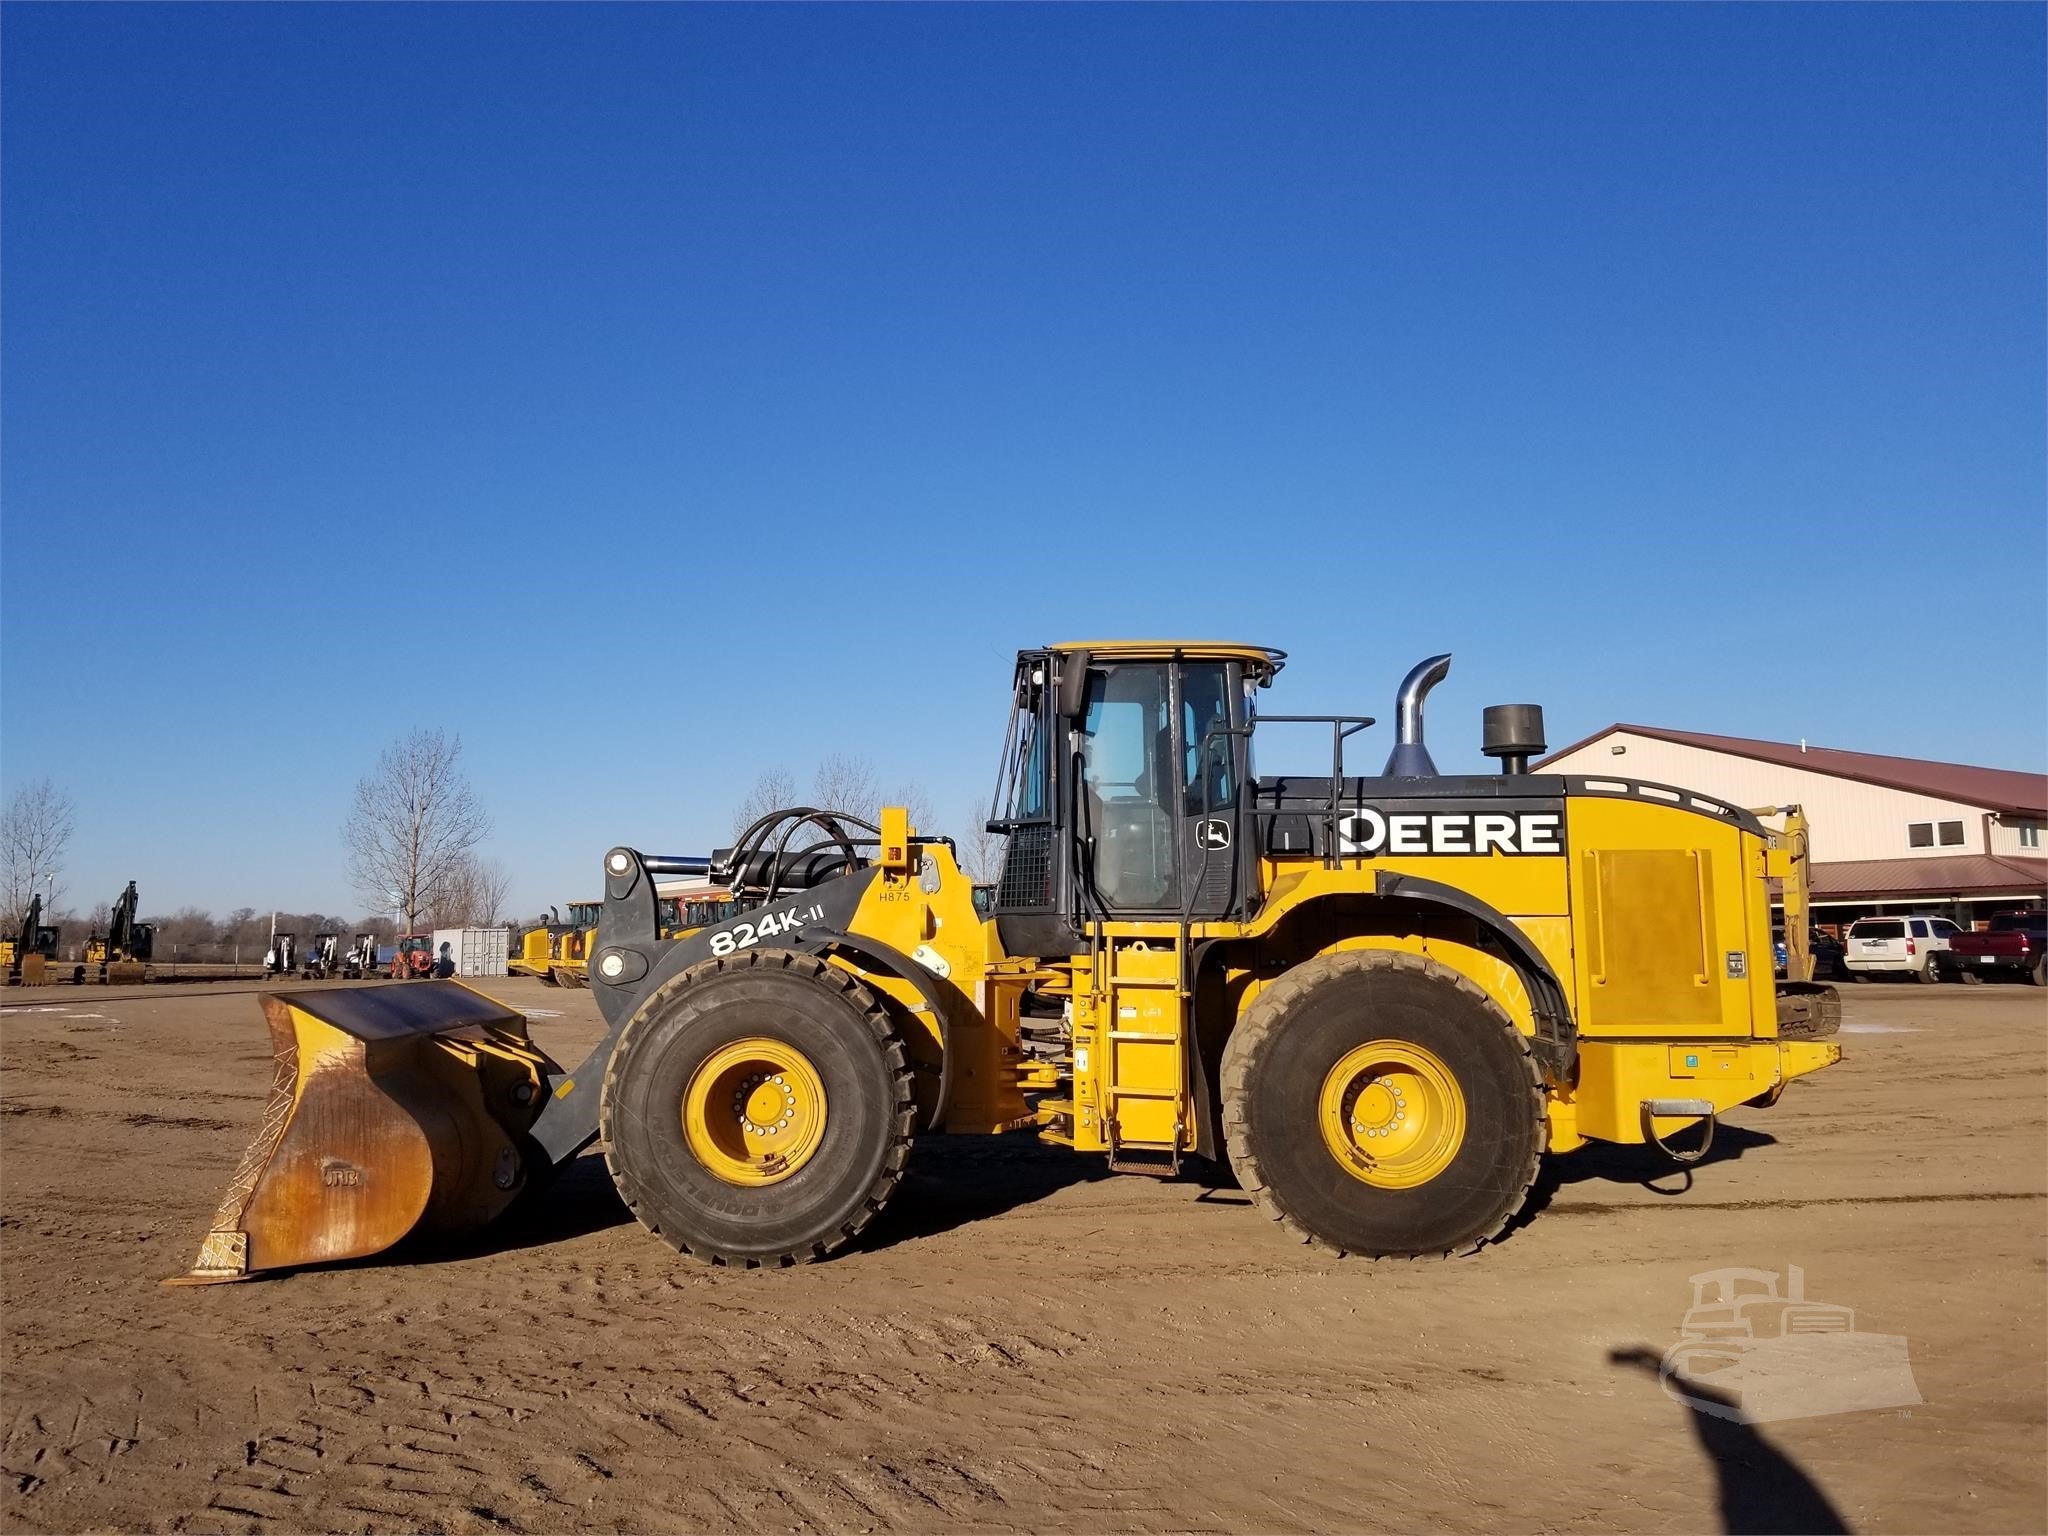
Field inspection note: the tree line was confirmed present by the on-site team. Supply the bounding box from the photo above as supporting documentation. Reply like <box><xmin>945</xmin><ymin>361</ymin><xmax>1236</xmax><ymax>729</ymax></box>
<box><xmin>3</xmin><ymin>729</ymin><xmax>513</xmax><ymax>952</ymax></box>
<box><xmin>4</xmin><ymin>733</ymin><xmax>1010</xmax><ymax>955</ymax></box>
<box><xmin>728</xmin><ymin>757</ymin><xmax>1005</xmax><ymax>884</ymax></box>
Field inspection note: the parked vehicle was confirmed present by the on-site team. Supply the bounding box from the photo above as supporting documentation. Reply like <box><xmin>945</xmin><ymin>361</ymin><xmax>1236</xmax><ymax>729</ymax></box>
<box><xmin>389</xmin><ymin>933</ymin><xmax>436</xmax><ymax>979</ymax></box>
<box><xmin>341</xmin><ymin>934</ymin><xmax>379</xmax><ymax>979</ymax></box>
<box><xmin>299</xmin><ymin>934</ymin><xmax>342</xmax><ymax>980</ymax></box>
<box><xmin>1775</xmin><ymin>926</ymin><xmax>1846</xmax><ymax>981</ymax></box>
<box><xmin>1946</xmin><ymin>912</ymin><xmax>2047</xmax><ymax>985</ymax></box>
<box><xmin>1842</xmin><ymin>915</ymin><xmax>1961</xmax><ymax>983</ymax></box>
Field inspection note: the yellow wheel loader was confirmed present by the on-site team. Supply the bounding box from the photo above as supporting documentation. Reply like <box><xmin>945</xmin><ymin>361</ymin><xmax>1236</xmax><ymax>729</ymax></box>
<box><xmin>174</xmin><ymin>643</ymin><xmax>1841</xmax><ymax>1283</ymax></box>
<box><xmin>512</xmin><ymin>899</ymin><xmax>697</xmax><ymax>987</ymax></box>
<box><xmin>508</xmin><ymin>904</ymin><xmax>600</xmax><ymax>987</ymax></box>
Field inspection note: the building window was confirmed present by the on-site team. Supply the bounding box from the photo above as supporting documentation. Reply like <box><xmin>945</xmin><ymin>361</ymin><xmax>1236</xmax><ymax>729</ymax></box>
<box><xmin>1908</xmin><ymin>822</ymin><xmax>1933</xmax><ymax>848</ymax></box>
<box><xmin>2021</xmin><ymin>824</ymin><xmax>2043</xmax><ymax>850</ymax></box>
<box><xmin>1939</xmin><ymin>820</ymin><xmax>1965</xmax><ymax>847</ymax></box>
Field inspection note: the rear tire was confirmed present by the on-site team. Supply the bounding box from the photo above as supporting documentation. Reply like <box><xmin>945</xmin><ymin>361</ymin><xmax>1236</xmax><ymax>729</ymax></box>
<box><xmin>1918</xmin><ymin>955</ymin><xmax>1945</xmax><ymax>984</ymax></box>
<box><xmin>600</xmin><ymin>950</ymin><xmax>913</xmax><ymax>1266</ymax></box>
<box><xmin>2030</xmin><ymin>957</ymin><xmax>2046</xmax><ymax>988</ymax></box>
<box><xmin>1221</xmin><ymin>949</ymin><xmax>1544</xmax><ymax>1258</ymax></box>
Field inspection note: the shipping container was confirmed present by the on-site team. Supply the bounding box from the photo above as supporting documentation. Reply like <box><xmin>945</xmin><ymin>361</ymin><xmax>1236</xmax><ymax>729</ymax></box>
<box><xmin>428</xmin><ymin>927</ymin><xmax>509</xmax><ymax>978</ymax></box>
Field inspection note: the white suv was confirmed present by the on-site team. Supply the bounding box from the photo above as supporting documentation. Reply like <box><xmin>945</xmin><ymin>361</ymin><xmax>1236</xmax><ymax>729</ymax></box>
<box><xmin>1844</xmin><ymin>915</ymin><xmax>1962</xmax><ymax>982</ymax></box>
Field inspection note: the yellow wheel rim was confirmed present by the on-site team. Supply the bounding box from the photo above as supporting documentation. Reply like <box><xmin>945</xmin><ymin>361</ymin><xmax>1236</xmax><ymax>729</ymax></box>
<box><xmin>681</xmin><ymin>1037</ymin><xmax>828</xmax><ymax>1186</ymax></box>
<box><xmin>1318</xmin><ymin>1039</ymin><xmax>1466</xmax><ymax>1189</ymax></box>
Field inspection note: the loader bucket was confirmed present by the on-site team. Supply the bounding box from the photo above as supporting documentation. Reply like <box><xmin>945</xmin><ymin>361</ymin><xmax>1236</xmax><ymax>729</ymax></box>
<box><xmin>167</xmin><ymin>983</ymin><xmax>561</xmax><ymax>1284</ymax></box>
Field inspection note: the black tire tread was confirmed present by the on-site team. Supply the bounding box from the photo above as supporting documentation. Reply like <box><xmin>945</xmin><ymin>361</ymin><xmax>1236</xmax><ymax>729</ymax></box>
<box><xmin>1219</xmin><ymin>948</ymin><xmax>1545</xmax><ymax>1260</ymax></box>
<box><xmin>600</xmin><ymin>948</ymin><xmax>914</xmax><ymax>1268</ymax></box>
<box><xmin>1776</xmin><ymin>985</ymin><xmax>1842</xmax><ymax>1040</ymax></box>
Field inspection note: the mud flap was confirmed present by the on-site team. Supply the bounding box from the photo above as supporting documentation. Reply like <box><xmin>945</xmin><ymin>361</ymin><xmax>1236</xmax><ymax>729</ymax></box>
<box><xmin>167</xmin><ymin>984</ymin><xmax>560</xmax><ymax>1284</ymax></box>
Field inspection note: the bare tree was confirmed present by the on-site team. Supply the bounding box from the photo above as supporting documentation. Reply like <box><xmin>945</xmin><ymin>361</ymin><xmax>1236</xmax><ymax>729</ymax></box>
<box><xmin>813</xmin><ymin>755</ymin><xmax>936</xmax><ymax>833</ymax></box>
<box><xmin>959</xmin><ymin>798</ymin><xmax>1007</xmax><ymax>884</ymax></box>
<box><xmin>1</xmin><ymin>778</ymin><xmax>74</xmax><ymax>920</ymax></box>
<box><xmin>730</xmin><ymin>758</ymin><xmax>938</xmax><ymax>851</ymax></box>
<box><xmin>731</xmin><ymin>768</ymin><xmax>799</xmax><ymax>837</ymax></box>
<box><xmin>435</xmin><ymin>854</ymin><xmax>512</xmax><ymax>927</ymax></box>
<box><xmin>343</xmin><ymin>729</ymin><xmax>490</xmax><ymax>931</ymax></box>
<box><xmin>812</xmin><ymin>754</ymin><xmax>882</xmax><ymax>819</ymax></box>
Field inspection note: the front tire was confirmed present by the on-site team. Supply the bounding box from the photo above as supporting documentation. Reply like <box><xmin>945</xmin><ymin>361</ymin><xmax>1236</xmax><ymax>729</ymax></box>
<box><xmin>600</xmin><ymin>950</ymin><xmax>913</xmax><ymax>1266</ymax></box>
<box><xmin>1221</xmin><ymin>949</ymin><xmax>1544</xmax><ymax>1258</ymax></box>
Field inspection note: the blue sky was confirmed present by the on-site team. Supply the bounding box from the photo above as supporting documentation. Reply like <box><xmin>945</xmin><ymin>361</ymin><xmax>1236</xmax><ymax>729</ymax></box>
<box><xmin>3</xmin><ymin>4</ymin><xmax>2042</xmax><ymax>919</ymax></box>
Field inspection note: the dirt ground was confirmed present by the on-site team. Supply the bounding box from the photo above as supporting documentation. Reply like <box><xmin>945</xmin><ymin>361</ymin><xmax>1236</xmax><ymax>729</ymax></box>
<box><xmin>3</xmin><ymin>975</ymin><xmax>2043</xmax><ymax>1535</ymax></box>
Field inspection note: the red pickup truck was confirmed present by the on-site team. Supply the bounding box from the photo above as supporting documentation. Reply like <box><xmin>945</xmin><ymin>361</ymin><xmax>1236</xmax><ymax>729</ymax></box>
<box><xmin>1948</xmin><ymin>911</ymin><xmax>2047</xmax><ymax>985</ymax></box>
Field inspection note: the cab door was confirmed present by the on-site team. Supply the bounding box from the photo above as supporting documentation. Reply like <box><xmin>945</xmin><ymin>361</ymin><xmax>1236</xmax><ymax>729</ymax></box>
<box><xmin>1174</xmin><ymin>660</ymin><xmax>1248</xmax><ymax>920</ymax></box>
<box><xmin>1071</xmin><ymin>658</ymin><xmax>1246</xmax><ymax>922</ymax></box>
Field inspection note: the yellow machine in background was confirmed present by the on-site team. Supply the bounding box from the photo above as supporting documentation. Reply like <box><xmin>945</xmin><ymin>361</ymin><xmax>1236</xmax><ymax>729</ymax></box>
<box><xmin>2</xmin><ymin>895</ymin><xmax>63</xmax><ymax>986</ymax></box>
<box><xmin>178</xmin><ymin>643</ymin><xmax>1841</xmax><ymax>1282</ymax></box>
<box><xmin>81</xmin><ymin>881</ymin><xmax>155</xmax><ymax>983</ymax></box>
<box><xmin>511</xmin><ymin>897</ymin><xmax>712</xmax><ymax>987</ymax></box>
<box><xmin>508</xmin><ymin>902</ymin><xmax>604</xmax><ymax>987</ymax></box>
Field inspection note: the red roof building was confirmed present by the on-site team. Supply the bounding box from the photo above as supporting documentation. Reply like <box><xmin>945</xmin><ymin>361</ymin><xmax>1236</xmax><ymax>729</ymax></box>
<box><xmin>1539</xmin><ymin>725</ymin><xmax>2046</xmax><ymax>922</ymax></box>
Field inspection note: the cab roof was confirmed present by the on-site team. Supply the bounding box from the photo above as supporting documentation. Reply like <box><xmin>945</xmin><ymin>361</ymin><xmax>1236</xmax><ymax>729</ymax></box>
<box><xmin>1047</xmin><ymin>640</ymin><xmax>1286</xmax><ymax>676</ymax></box>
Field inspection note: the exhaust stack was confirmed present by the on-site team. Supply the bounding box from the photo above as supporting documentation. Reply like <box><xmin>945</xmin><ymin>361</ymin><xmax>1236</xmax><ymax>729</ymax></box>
<box><xmin>1382</xmin><ymin>653</ymin><xmax>1452</xmax><ymax>777</ymax></box>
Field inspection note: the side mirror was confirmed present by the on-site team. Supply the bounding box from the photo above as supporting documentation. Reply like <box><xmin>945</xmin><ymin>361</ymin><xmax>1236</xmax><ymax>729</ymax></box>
<box><xmin>1057</xmin><ymin>650</ymin><xmax>1092</xmax><ymax>721</ymax></box>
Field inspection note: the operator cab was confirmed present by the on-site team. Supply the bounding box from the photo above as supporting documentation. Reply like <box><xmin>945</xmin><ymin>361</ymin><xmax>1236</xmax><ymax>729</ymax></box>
<box><xmin>987</xmin><ymin>641</ymin><xmax>1283</xmax><ymax>958</ymax></box>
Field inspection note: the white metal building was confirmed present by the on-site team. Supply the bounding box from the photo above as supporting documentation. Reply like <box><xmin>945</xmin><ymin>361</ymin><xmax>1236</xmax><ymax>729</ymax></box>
<box><xmin>1538</xmin><ymin>725</ymin><xmax>2047</xmax><ymax>927</ymax></box>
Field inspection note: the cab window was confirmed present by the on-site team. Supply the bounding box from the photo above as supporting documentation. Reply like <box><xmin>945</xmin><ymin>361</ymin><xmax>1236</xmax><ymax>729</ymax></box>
<box><xmin>1079</xmin><ymin>666</ymin><xmax>1176</xmax><ymax>910</ymax></box>
<box><xmin>1181</xmin><ymin>662</ymin><xmax>1236</xmax><ymax>811</ymax></box>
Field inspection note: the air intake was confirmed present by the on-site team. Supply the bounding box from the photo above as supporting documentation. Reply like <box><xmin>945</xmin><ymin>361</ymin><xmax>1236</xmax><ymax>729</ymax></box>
<box><xmin>1481</xmin><ymin>704</ymin><xmax>1547</xmax><ymax>776</ymax></box>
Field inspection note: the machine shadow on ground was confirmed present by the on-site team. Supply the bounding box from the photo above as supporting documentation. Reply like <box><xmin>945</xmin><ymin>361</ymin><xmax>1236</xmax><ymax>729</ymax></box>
<box><xmin>447</xmin><ymin>1151</ymin><xmax>635</xmax><ymax>1259</ymax></box>
<box><xmin>405</xmin><ymin>1135</ymin><xmax>1120</xmax><ymax>1266</ymax></box>
<box><xmin>1541</xmin><ymin>1123</ymin><xmax>1779</xmax><ymax>1197</ymax></box>
<box><xmin>1610</xmin><ymin>1346</ymin><xmax>1852</xmax><ymax>1536</ymax></box>
<box><xmin>855</xmin><ymin>1134</ymin><xmax>1117</xmax><ymax>1251</ymax></box>
<box><xmin>383</xmin><ymin>1121</ymin><xmax>1782</xmax><ymax>1270</ymax></box>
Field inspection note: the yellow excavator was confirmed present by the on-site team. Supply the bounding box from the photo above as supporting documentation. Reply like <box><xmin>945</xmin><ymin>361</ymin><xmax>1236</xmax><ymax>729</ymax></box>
<box><xmin>82</xmin><ymin>881</ymin><xmax>155</xmax><ymax>984</ymax></box>
<box><xmin>174</xmin><ymin>643</ymin><xmax>1840</xmax><ymax>1283</ymax></box>
<box><xmin>2</xmin><ymin>895</ymin><xmax>64</xmax><ymax>986</ymax></box>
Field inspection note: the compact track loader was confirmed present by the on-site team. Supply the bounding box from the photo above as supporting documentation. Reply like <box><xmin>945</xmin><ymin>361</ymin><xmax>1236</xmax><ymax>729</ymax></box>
<box><xmin>175</xmin><ymin>644</ymin><xmax>1841</xmax><ymax>1282</ymax></box>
